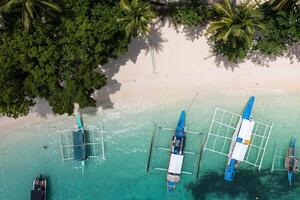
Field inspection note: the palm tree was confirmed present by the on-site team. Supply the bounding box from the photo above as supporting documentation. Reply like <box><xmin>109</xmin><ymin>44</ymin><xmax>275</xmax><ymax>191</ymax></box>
<box><xmin>269</xmin><ymin>0</ymin><xmax>298</xmax><ymax>10</ymax></box>
<box><xmin>0</xmin><ymin>0</ymin><xmax>62</xmax><ymax>31</ymax></box>
<box><xmin>207</xmin><ymin>0</ymin><xmax>264</xmax><ymax>53</ymax></box>
<box><xmin>118</xmin><ymin>0</ymin><xmax>156</xmax><ymax>37</ymax></box>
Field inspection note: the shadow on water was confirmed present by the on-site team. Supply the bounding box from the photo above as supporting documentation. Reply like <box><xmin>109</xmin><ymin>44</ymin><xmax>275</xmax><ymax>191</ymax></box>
<box><xmin>187</xmin><ymin>169</ymin><xmax>300</xmax><ymax>200</ymax></box>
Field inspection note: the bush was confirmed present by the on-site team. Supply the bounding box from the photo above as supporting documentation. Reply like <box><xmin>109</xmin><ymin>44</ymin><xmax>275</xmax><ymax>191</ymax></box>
<box><xmin>0</xmin><ymin>0</ymin><xmax>130</xmax><ymax>118</ymax></box>
<box><xmin>154</xmin><ymin>0</ymin><xmax>212</xmax><ymax>27</ymax></box>
<box><xmin>254</xmin><ymin>3</ymin><xmax>300</xmax><ymax>55</ymax></box>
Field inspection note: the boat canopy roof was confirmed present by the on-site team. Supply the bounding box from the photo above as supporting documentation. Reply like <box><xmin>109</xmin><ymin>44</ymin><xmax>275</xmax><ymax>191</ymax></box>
<box><xmin>175</xmin><ymin>111</ymin><xmax>186</xmax><ymax>138</ymax></box>
<box><xmin>168</xmin><ymin>154</ymin><xmax>184</xmax><ymax>174</ymax></box>
<box><xmin>232</xmin><ymin>119</ymin><xmax>255</xmax><ymax>161</ymax></box>
<box><xmin>237</xmin><ymin>119</ymin><xmax>255</xmax><ymax>142</ymax></box>
<box><xmin>73</xmin><ymin>129</ymin><xmax>86</xmax><ymax>161</ymax></box>
<box><xmin>31</xmin><ymin>190</ymin><xmax>43</xmax><ymax>200</ymax></box>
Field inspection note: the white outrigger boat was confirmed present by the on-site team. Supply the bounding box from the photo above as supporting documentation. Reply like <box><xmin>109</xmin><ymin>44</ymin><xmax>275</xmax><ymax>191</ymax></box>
<box><xmin>224</xmin><ymin>96</ymin><xmax>255</xmax><ymax>181</ymax></box>
<box><xmin>167</xmin><ymin>111</ymin><xmax>186</xmax><ymax>191</ymax></box>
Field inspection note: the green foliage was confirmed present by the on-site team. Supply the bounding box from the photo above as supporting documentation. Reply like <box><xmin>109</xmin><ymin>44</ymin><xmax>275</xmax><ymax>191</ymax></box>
<box><xmin>206</xmin><ymin>0</ymin><xmax>265</xmax><ymax>62</ymax></box>
<box><xmin>254</xmin><ymin>3</ymin><xmax>300</xmax><ymax>55</ymax></box>
<box><xmin>0</xmin><ymin>0</ymin><xmax>62</xmax><ymax>31</ymax></box>
<box><xmin>118</xmin><ymin>0</ymin><xmax>156</xmax><ymax>37</ymax></box>
<box><xmin>168</xmin><ymin>2</ymin><xmax>212</xmax><ymax>27</ymax></box>
<box><xmin>269</xmin><ymin>0</ymin><xmax>299</xmax><ymax>10</ymax></box>
<box><xmin>0</xmin><ymin>0</ymin><xmax>130</xmax><ymax>118</ymax></box>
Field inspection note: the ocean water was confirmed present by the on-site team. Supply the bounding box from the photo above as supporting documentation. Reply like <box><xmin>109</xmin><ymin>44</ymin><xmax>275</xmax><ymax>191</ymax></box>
<box><xmin>1</xmin><ymin>94</ymin><xmax>300</xmax><ymax>200</ymax></box>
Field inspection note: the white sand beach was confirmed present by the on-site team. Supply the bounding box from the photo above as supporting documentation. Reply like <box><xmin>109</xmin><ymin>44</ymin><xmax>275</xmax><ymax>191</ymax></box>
<box><xmin>99</xmin><ymin>22</ymin><xmax>300</xmax><ymax>107</ymax></box>
<box><xmin>1</xmin><ymin>22</ymin><xmax>300</xmax><ymax>129</ymax></box>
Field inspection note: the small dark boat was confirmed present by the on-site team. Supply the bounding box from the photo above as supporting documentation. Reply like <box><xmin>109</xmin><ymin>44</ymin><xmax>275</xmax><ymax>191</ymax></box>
<box><xmin>285</xmin><ymin>137</ymin><xmax>299</xmax><ymax>186</ymax></box>
<box><xmin>31</xmin><ymin>174</ymin><xmax>47</xmax><ymax>200</ymax></box>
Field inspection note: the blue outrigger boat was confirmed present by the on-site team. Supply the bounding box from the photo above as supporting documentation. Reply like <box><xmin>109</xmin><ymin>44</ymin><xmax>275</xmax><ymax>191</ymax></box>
<box><xmin>285</xmin><ymin>137</ymin><xmax>299</xmax><ymax>186</ymax></box>
<box><xmin>167</xmin><ymin>111</ymin><xmax>186</xmax><ymax>191</ymax></box>
<box><xmin>224</xmin><ymin>96</ymin><xmax>256</xmax><ymax>181</ymax></box>
<box><xmin>73</xmin><ymin>112</ymin><xmax>87</xmax><ymax>172</ymax></box>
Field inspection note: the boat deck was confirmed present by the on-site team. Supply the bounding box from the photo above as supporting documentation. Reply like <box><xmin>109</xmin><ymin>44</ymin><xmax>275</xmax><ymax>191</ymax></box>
<box><xmin>271</xmin><ymin>143</ymin><xmax>300</xmax><ymax>172</ymax></box>
<box><xmin>204</xmin><ymin>107</ymin><xmax>273</xmax><ymax>170</ymax></box>
<box><xmin>146</xmin><ymin>124</ymin><xmax>205</xmax><ymax>178</ymax></box>
<box><xmin>58</xmin><ymin>123</ymin><xmax>106</xmax><ymax>161</ymax></box>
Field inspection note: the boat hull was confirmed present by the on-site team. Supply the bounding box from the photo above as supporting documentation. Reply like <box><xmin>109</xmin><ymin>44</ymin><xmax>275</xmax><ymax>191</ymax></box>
<box><xmin>224</xmin><ymin>96</ymin><xmax>255</xmax><ymax>182</ymax></box>
<box><xmin>167</xmin><ymin>111</ymin><xmax>186</xmax><ymax>191</ymax></box>
<box><xmin>285</xmin><ymin>137</ymin><xmax>298</xmax><ymax>186</ymax></box>
<box><xmin>31</xmin><ymin>175</ymin><xmax>46</xmax><ymax>200</ymax></box>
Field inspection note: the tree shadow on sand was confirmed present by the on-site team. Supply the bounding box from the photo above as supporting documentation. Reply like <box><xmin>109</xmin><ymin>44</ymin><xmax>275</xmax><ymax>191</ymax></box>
<box><xmin>187</xmin><ymin>169</ymin><xmax>300</xmax><ymax>200</ymax></box>
<box><xmin>247</xmin><ymin>51</ymin><xmax>278</xmax><ymax>68</ymax></box>
<box><xmin>212</xmin><ymin>54</ymin><xmax>242</xmax><ymax>71</ymax></box>
<box><xmin>86</xmin><ymin>25</ymin><xmax>166</xmax><ymax>113</ymax></box>
<box><xmin>29</xmin><ymin>98</ymin><xmax>54</xmax><ymax>117</ymax></box>
<box><xmin>286</xmin><ymin>42</ymin><xmax>300</xmax><ymax>64</ymax></box>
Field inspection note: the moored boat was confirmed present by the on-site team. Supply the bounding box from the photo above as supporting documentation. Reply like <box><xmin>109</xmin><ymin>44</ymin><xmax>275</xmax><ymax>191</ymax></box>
<box><xmin>166</xmin><ymin>111</ymin><xmax>186</xmax><ymax>191</ymax></box>
<box><xmin>285</xmin><ymin>137</ymin><xmax>299</xmax><ymax>186</ymax></box>
<box><xmin>224</xmin><ymin>96</ymin><xmax>255</xmax><ymax>181</ymax></box>
<box><xmin>31</xmin><ymin>174</ymin><xmax>46</xmax><ymax>200</ymax></box>
<box><xmin>73</xmin><ymin>112</ymin><xmax>87</xmax><ymax>173</ymax></box>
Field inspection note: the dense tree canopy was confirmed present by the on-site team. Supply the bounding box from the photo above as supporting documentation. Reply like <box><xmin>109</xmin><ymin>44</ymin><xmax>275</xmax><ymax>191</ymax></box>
<box><xmin>118</xmin><ymin>0</ymin><xmax>156</xmax><ymax>37</ymax></box>
<box><xmin>0</xmin><ymin>0</ymin><xmax>62</xmax><ymax>31</ymax></box>
<box><xmin>0</xmin><ymin>0</ymin><xmax>130</xmax><ymax>118</ymax></box>
<box><xmin>207</xmin><ymin>0</ymin><xmax>265</xmax><ymax>62</ymax></box>
<box><xmin>254</xmin><ymin>2</ymin><xmax>300</xmax><ymax>55</ymax></box>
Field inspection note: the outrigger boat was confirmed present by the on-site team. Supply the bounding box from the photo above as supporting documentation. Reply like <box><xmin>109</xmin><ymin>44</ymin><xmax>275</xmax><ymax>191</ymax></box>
<box><xmin>31</xmin><ymin>174</ymin><xmax>46</xmax><ymax>200</ymax></box>
<box><xmin>73</xmin><ymin>112</ymin><xmax>87</xmax><ymax>172</ymax></box>
<box><xmin>285</xmin><ymin>137</ymin><xmax>299</xmax><ymax>186</ymax></box>
<box><xmin>167</xmin><ymin>111</ymin><xmax>186</xmax><ymax>191</ymax></box>
<box><xmin>224</xmin><ymin>96</ymin><xmax>256</xmax><ymax>181</ymax></box>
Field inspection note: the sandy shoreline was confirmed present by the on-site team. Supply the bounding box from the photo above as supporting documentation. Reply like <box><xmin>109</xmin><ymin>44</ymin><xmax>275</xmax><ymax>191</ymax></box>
<box><xmin>1</xmin><ymin>23</ymin><xmax>300</xmax><ymax>130</ymax></box>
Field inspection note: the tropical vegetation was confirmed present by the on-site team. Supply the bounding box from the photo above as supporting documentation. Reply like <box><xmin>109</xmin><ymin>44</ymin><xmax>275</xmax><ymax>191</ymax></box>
<box><xmin>0</xmin><ymin>0</ymin><xmax>130</xmax><ymax>118</ymax></box>
<box><xmin>118</xmin><ymin>0</ymin><xmax>156</xmax><ymax>37</ymax></box>
<box><xmin>0</xmin><ymin>0</ymin><xmax>62</xmax><ymax>31</ymax></box>
<box><xmin>206</xmin><ymin>0</ymin><xmax>265</xmax><ymax>62</ymax></box>
<box><xmin>255</xmin><ymin>1</ymin><xmax>300</xmax><ymax>55</ymax></box>
<box><xmin>160</xmin><ymin>0</ymin><xmax>212</xmax><ymax>28</ymax></box>
<box><xmin>0</xmin><ymin>0</ymin><xmax>299</xmax><ymax>118</ymax></box>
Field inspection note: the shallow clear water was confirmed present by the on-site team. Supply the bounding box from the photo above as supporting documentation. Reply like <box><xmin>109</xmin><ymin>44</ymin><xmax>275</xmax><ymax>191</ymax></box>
<box><xmin>1</xmin><ymin>94</ymin><xmax>300</xmax><ymax>199</ymax></box>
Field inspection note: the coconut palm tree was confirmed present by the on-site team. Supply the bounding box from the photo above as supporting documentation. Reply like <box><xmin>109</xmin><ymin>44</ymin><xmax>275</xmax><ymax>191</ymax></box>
<box><xmin>118</xmin><ymin>0</ymin><xmax>156</xmax><ymax>37</ymax></box>
<box><xmin>269</xmin><ymin>0</ymin><xmax>298</xmax><ymax>10</ymax></box>
<box><xmin>207</xmin><ymin>0</ymin><xmax>264</xmax><ymax>56</ymax></box>
<box><xmin>0</xmin><ymin>0</ymin><xmax>62</xmax><ymax>31</ymax></box>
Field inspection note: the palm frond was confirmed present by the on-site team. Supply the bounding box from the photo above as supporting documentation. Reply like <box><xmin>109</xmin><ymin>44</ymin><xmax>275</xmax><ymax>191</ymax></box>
<box><xmin>38</xmin><ymin>0</ymin><xmax>62</xmax><ymax>13</ymax></box>
<box><xmin>120</xmin><ymin>0</ymin><xmax>132</xmax><ymax>12</ymax></box>
<box><xmin>214</xmin><ymin>2</ymin><xmax>232</xmax><ymax>18</ymax></box>
<box><xmin>25</xmin><ymin>2</ymin><xmax>34</xmax><ymax>18</ymax></box>
<box><xmin>0</xmin><ymin>0</ymin><xmax>19</xmax><ymax>12</ymax></box>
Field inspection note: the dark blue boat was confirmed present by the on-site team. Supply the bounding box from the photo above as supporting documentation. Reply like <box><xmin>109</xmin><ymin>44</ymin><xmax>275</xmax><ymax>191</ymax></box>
<box><xmin>285</xmin><ymin>137</ymin><xmax>299</xmax><ymax>186</ymax></box>
<box><xmin>73</xmin><ymin>112</ymin><xmax>86</xmax><ymax>161</ymax></box>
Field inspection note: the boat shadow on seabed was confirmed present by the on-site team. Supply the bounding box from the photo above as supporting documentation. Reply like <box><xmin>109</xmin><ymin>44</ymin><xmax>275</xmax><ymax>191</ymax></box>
<box><xmin>187</xmin><ymin>169</ymin><xmax>300</xmax><ymax>200</ymax></box>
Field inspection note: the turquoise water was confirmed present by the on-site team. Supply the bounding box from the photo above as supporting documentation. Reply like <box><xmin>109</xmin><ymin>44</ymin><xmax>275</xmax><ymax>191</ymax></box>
<box><xmin>1</xmin><ymin>94</ymin><xmax>300</xmax><ymax>199</ymax></box>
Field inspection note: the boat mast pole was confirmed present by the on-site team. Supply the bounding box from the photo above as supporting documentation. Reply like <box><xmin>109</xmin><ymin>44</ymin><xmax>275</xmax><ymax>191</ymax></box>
<box><xmin>186</xmin><ymin>93</ymin><xmax>199</xmax><ymax>115</ymax></box>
